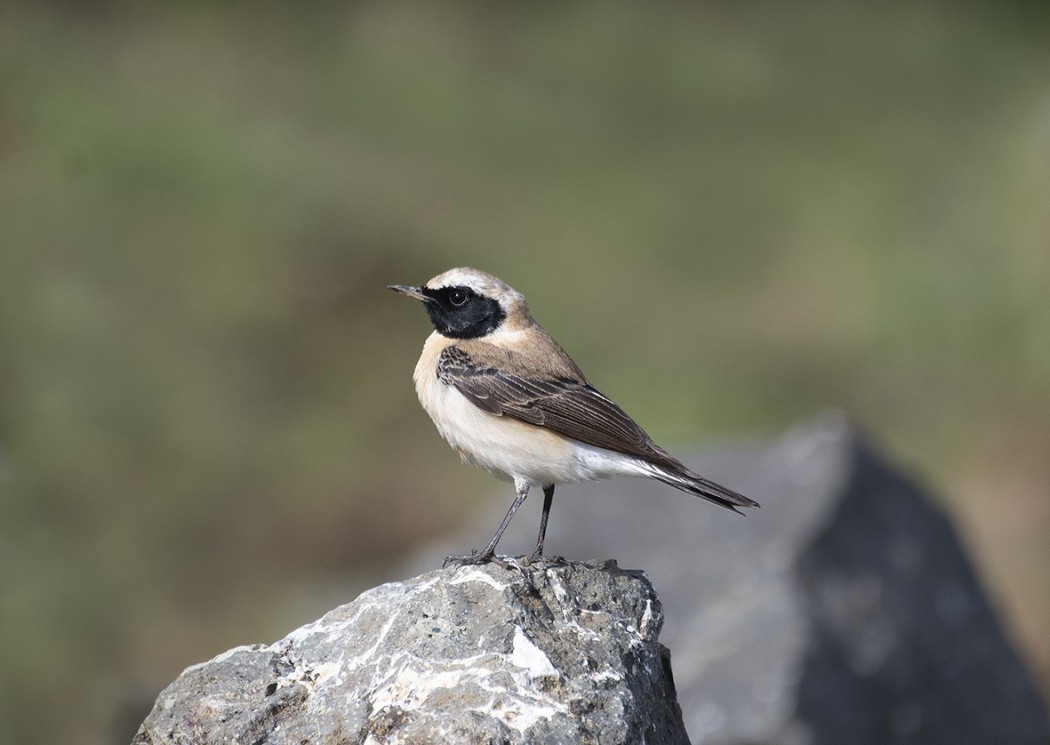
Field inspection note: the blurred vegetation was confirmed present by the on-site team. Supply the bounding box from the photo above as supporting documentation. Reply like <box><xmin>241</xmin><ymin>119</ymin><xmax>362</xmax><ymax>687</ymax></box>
<box><xmin>1</xmin><ymin>1</ymin><xmax>1048</xmax><ymax>742</ymax></box>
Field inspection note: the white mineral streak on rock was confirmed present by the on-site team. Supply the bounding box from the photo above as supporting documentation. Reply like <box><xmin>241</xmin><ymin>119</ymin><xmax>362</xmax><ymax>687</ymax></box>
<box><xmin>545</xmin><ymin>568</ymin><xmax>572</xmax><ymax>614</ymax></box>
<box><xmin>447</xmin><ymin>565</ymin><xmax>515</xmax><ymax>591</ymax></box>
<box><xmin>544</xmin><ymin>569</ymin><xmax>605</xmax><ymax>646</ymax></box>
<box><xmin>590</xmin><ymin>669</ymin><xmax>625</xmax><ymax>685</ymax></box>
<box><xmin>363</xmin><ymin>569</ymin><xmax>567</xmax><ymax>734</ymax></box>
<box><xmin>370</xmin><ymin>653</ymin><xmax>478</xmax><ymax>711</ymax></box>
<box><xmin>367</xmin><ymin>641</ymin><xmax>565</xmax><ymax>734</ymax></box>
<box><xmin>639</xmin><ymin>598</ymin><xmax>656</xmax><ymax>636</ymax></box>
<box><xmin>509</xmin><ymin>625</ymin><xmax>558</xmax><ymax>679</ymax></box>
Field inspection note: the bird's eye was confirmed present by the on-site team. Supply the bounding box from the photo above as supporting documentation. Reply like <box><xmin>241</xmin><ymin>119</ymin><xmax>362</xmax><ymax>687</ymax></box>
<box><xmin>449</xmin><ymin>289</ymin><xmax>468</xmax><ymax>307</ymax></box>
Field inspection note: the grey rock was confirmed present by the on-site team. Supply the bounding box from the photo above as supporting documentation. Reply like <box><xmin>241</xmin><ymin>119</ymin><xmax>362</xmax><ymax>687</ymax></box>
<box><xmin>133</xmin><ymin>558</ymin><xmax>689</xmax><ymax>745</ymax></box>
<box><xmin>408</xmin><ymin>412</ymin><xmax>1050</xmax><ymax>744</ymax></box>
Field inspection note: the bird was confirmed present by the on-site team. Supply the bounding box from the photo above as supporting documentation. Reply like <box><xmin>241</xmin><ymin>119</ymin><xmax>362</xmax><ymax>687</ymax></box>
<box><xmin>389</xmin><ymin>267</ymin><xmax>759</xmax><ymax>565</ymax></box>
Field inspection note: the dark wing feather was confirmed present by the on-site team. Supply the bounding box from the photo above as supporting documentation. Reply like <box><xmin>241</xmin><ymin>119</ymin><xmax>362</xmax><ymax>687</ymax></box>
<box><xmin>437</xmin><ymin>346</ymin><xmax>663</xmax><ymax>463</ymax></box>
<box><xmin>437</xmin><ymin>345</ymin><xmax>759</xmax><ymax>512</ymax></box>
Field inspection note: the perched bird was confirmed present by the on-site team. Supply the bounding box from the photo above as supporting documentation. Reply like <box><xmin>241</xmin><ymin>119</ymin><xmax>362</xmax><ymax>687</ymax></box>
<box><xmin>390</xmin><ymin>268</ymin><xmax>758</xmax><ymax>564</ymax></box>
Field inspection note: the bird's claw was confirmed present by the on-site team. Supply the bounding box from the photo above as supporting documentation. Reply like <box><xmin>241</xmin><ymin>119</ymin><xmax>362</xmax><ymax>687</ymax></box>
<box><xmin>442</xmin><ymin>549</ymin><xmax>495</xmax><ymax>568</ymax></box>
<box><xmin>442</xmin><ymin>551</ymin><xmax>527</xmax><ymax>572</ymax></box>
<box><xmin>526</xmin><ymin>552</ymin><xmax>567</xmax><ymax>567</ymax></box>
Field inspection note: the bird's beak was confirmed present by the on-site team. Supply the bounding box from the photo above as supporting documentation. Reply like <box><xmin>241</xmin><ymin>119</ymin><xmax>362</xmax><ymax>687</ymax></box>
<box><xmin>388</xmin><ymin>284</ymin><xmax>431</xmax><ymax>303</ymax></box>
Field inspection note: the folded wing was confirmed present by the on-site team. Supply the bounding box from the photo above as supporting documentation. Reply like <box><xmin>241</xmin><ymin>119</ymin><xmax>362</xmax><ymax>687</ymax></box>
<box><xmin>436</xmin><ymin>344</ymin><xmax>759</xmax><ymax>512</ymax></box>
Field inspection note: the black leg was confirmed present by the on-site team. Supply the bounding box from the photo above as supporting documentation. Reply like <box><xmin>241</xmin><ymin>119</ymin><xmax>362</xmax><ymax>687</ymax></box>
<box><xmin>529</xmin><ymin>484</ymin><xmax>555</xmax><ymax>562</ymax></box>
<box><xmin>444</xmin><ymin>482</ymin><xmax>530</xmax><ymax>567</ymax></box>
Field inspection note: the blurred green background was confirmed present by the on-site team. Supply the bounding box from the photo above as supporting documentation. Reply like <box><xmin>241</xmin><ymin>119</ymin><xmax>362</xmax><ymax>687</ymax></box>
<box><xmin>1</xmin><ymin>1</ymin><xmax>1048</xmax><ymax>742</ymax></box>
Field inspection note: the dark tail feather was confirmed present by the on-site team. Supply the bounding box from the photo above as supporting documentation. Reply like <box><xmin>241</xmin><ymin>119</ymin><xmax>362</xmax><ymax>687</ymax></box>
<box><xmin>649</xmin><ymin>465</ymin><xmax>760</xmax><ymax>514</ymax></box>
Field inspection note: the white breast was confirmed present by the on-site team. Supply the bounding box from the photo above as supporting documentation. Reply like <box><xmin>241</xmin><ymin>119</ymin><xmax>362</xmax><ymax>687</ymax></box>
<box><xmin>412</xmin><ymin>332</ymin><xmax>651</xmax><ymax>488</ymax></box>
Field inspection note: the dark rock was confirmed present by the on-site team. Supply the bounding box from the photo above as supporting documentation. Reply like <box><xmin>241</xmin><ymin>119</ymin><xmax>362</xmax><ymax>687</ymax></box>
<box><xmin>133</xmin><ymin>558</ymin><xmax>689</xmax><ymax>745</ymax></box>
<box><xmin>409</xmin><ymin>412</ymin><xmax>1050</xmax><ymax>744</ymax></box>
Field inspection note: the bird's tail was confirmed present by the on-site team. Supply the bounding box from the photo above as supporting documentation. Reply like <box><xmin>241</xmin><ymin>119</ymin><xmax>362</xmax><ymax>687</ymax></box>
<box><xmin>644</xmin><ymin>460</ymin><xmax>760</xmax><ymax>514</ymax></box>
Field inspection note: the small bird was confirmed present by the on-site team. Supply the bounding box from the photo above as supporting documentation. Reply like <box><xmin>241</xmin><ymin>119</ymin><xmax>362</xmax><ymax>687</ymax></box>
<box><xmin>390</xmin><ymin>268</ymin><xmax>758</xmax><ymax>565</ymax></box>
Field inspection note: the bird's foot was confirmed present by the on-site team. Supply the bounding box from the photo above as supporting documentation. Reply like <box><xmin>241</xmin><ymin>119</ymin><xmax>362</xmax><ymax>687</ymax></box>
<box><xmin>442</xmin><ymin>549</ymin><xmax>490</xmax><ymax>568</ymax></box>
<box><xmin>525</xmin><ymin>551</ymin><xmax>568</xmax><ymax>567</ymax></box>
<box><xmin>442</xmin><ymin>549</ymin><xmax>524</xmax><ymax>570</ymax></box>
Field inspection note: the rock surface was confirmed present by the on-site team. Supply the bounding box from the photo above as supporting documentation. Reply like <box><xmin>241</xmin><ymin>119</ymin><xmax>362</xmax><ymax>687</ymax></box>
<box><xmin>408</xmin><ymin>412</ymin><xmax>1050</xmax><ymax>744</ymax></box>
<box><xmin>133</xmin><ymin>559</ymin><xmax>689</xmax><ymax>745</ymax></box>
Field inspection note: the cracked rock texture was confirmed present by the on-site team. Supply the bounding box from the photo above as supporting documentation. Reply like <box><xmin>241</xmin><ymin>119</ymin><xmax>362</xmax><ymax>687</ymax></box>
<box><xmin>410</xmin><ymin>413</ymin><xmax>1050</xmax><ymax>744</ymax></box>
<box><xmin>133</xmin><ymin>559</ymin><xmax>689</xmax><ymax>745</ymax></box>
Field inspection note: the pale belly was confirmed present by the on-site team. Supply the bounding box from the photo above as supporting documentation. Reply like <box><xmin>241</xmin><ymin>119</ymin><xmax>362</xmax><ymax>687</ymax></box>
<box><xmin>416</xmin><ymin>369</ymin><xmax>647</xmax><ymax>488</ymax></box>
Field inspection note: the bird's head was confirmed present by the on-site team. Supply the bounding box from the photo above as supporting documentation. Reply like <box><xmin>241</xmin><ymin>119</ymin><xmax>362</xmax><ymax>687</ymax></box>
<box><xmin>389</xmin><ymin>267</ymin><xmax>531</xmax><ymax>340</ymax></box>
